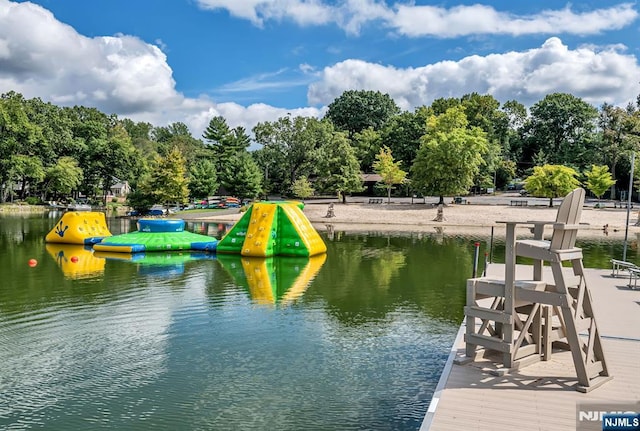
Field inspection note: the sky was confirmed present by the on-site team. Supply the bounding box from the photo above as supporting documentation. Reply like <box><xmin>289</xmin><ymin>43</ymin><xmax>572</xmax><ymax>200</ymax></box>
<box><xmin>1</xmin><ymin>0</ymin><xmax>639</xmax><ymax>142</ymax></box>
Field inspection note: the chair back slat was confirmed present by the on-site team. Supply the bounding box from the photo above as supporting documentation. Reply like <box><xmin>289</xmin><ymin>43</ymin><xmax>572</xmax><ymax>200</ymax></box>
<box><xmin>550</xmin><ymin>188</ymin><xmax>585</xmax><ymax>250</ymax></box>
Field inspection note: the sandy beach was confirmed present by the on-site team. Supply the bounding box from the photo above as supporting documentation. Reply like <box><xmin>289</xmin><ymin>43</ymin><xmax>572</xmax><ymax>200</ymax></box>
<box><xmin>194</xmin><ymin>200</ymin><xmax>640</xmax><ymax>239</ymax></box>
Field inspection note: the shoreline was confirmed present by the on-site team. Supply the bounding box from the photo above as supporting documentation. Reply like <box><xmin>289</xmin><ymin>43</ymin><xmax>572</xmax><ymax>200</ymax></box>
<box><xmin>191</xmin><ymin>202</ymin><xmax>640</xmax><ymax>240</ymax></box>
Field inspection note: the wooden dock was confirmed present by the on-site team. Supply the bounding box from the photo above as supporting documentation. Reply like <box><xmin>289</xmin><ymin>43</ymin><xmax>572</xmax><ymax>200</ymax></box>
<box><xmin>421</xmin><ymin>264</ymin><xmax>640</xmax><ymax>431</ymax></box>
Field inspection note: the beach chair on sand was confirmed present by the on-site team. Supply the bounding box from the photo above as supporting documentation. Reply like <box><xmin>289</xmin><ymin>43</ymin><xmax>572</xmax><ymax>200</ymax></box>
<box><xmin>460</xmin><ymin>188</ymin><xmax>611</xmax><ymax>392</ymax></box>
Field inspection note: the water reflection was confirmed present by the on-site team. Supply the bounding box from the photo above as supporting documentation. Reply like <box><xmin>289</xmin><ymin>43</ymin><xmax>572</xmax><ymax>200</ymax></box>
<box><xmin>217</xmin><ymin>254</ymin><xmax>326</xmax><ymax>305</ymax></box>
<box><xmin>45</xmin><ymin>243</ymin><xmax>218</xmax><ymax>279</ymax></box>
<box><xmin>45</xmin><ymin>243</ymin><xmax>105</xmax><ymax>280</ymax></box>
<box><xmin>313</xmin><ymin>232</ymin><xmax>472</xmax><ymax>325</ymax></box>
<box><xmin>187</xmin><ymin>221</ymin><xmax>234</xmax><ymax>239</ymax></box>
<box><xmin>3</xmin><ymin>214</ymin><xmax>640</xmax><ymax>430</ymax></box>
<box><xmin>94</xmin><ymin>250</ymin><xmax>217</xmax><ymax>277</ymax></box>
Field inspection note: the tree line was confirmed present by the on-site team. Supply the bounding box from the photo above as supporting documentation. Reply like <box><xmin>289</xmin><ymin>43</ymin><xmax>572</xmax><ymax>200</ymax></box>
<box><xmin>1</xmin><ymin>89</ymin><xmax>639</xmax><ymax>210</ymax></box>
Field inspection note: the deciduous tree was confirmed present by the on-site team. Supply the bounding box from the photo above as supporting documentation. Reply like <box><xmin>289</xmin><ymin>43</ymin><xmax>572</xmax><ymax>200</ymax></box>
<box><xmin>521</xmin><ymin>93</ymin><xmax>598</xmax><ymax>169</ymax></box>
<box><xmin>411</xmin><ymin>106</ymin><xmax>488</xmax><ymax>219</ymax></box>
<box><xmin>0</xmin><ymin>92</ymin><xmax>43</xmax><ymax>201</ymax></box>
<box><xmin>372</xmin><ymin>146</ymin><xmax>406</xmax><ymax>204</ymax></box>
<box><xmin>380</xmin><ymin>109</ymin><xmax>428</xmax><ymax>173</ymax></box>
<box><xmin>524</xmin><ymin>164</ymin><xmax>581</xmax><ymax>207</ymax></box>
<box><xmin>149</xmin><ymin>146</ymin><xmax>190</xmax><ymax>210</ymax></box>
<box><xmin>351</xmin><ymin>127</ymin><xmax>382</xmax><ymax>173</ymax></box>
<box><xmin>325</xmin><ymin>90</ymin><xmax>400</xmax><ymax>135</ymax></box>
<box><xmin>316</xmin><ymin>132</ymin><xmax>363</xmax><ymax>203</ymax></box>
<box><xmin>253</xmin><ymin>116</ymin><xmax>329</xmax><ymax>194</ymax></box>
<box><xmin>9</xmin><ymin>155</ymin><xmax>44</xmax><ymax>199</ymax></box>
<box><xmin>291</xmin><ymin>177</ymin><xmax>314</xmax><ymax>201</ymax></box>
<box><xmin>43</xmin><ymin>157</ymin><xmax>83</xmax><ymax>201</ymax></box>
<box><xmin>599</xmin><ymin>103</ymin><xmax>640</xmax><ymax>198</ymax></box>
<box><xmin>584</xmin><ymin>165</ymin><xmax>616</xmax><ymax>206</ymax></box>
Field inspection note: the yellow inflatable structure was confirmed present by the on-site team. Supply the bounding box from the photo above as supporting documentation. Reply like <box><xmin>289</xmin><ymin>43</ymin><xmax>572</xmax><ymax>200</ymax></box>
<box><xmin>45</xmin><ymin>211</ymin><xmax>112</xmax><ymax>245</ymax></box>
<box><xmin>217</xmin><ymin>201</ymin><xmax>326</xmax><ymax>257</ymax></box>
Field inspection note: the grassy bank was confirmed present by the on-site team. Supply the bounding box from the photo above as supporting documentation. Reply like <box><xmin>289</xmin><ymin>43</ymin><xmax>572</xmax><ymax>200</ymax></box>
<box><xmin>0</xmin><ymin>204</ymin><xmax>49</xmax><ymax>213</ymax></box>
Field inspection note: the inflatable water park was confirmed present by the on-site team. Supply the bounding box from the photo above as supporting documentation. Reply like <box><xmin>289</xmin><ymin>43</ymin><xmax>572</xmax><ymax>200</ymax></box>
<box><xmin>45</xmin><ymin>211</ymin><xmax>111</xmax><ymax>245</ymax></box>
<box><xmin>216</xmin><ymin>201</ymin><xmax>327</xmax><ymax>257</ymax></box>
<box><xmin>93</xmin><ymin>218</ymin><xmax>218</xmax><ymax>253</ymax></box>
<box><xmin>44</xmin><ymin>201</ymin><xmax>327</xmax><ymax>257</ymax></box>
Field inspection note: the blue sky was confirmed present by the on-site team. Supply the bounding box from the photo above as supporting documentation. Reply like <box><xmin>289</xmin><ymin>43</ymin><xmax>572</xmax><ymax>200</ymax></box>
<box><xmin>1</xmin><ymin>0</ymin><xmax>639</xmax><ymax>139</ymax></box>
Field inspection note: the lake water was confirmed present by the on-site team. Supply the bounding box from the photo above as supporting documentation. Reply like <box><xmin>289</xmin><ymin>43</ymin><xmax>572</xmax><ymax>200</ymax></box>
<box><xmin>0</xmin><ymin>213</ymin><xmax>634</xmax><ymax>430</ymax></box>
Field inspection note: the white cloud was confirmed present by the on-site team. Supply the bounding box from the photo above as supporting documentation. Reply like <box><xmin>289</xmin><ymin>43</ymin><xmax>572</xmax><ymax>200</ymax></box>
<box><xmin>196</xmin><ymin>0</ymin><xmax>334</xmax><ymax>27</ymax></box>
<box><xmin>1</xmin><ymin>0</ymin><xmax>639</xmax><ymax>149</ymax></box>
<box><xmin>337</xmin><ymin>0</ymin><xmax>393</xmax><ymax>35</ymax></box>
<box><xmin>307</xmin><ymin>37</ymin><xmax>640</xmax><ymax>109</ymax></box>
<box><xmin>215</xmin><ymin>68</ymin><xmax>315</xmax><ymax>93</ymax></box>
<box><xmin>391</xmin><ymin>3</ymin><xmax>638</xmax><ymax>37</ymax></box>
<box><xmin>0</xmin><ymin>0</ymin><xmax>318</xmax><ymax>141</ymax></box>
<box><xmin>196</xmin><ymin>1</ymin><xmax>638</xmax><ymax>37</ymax></box>
<box><xmin>0</xmin><ymin>0</ymin><xmax>180</xmax><ymax>114</ymax></box>
<box><xmin>187</xmin><ymin>102</ymin><xmax>323</xmax><ymax>141</ymax></box>
<box><xmin>299</xmin><ymin>63</ymin><xmax>316</xmax><ymax>74</ymax></box>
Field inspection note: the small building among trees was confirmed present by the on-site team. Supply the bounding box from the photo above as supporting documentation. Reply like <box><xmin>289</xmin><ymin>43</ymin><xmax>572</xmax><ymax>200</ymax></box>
<box><xmin>360</xmin><ymin>173</ymin><xmax>383</xmax><ymax>195</ymax></box>
<box><xmin>109</xmin><ymin>181</ymin><xmax>131</xmax><ymax>200</ymax></box>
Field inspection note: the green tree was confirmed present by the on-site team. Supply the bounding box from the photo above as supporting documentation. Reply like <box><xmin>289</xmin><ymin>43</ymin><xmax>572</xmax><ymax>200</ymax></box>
<box><xmin>189</xmin><ymin>159</ymin><xmax>219</xmax><ymax>199</ymax></box>
<box><xmin>372</xmin><ymin>146</ymin><xmax>406</xmax><ymax>204</ymax></box>
<box><xmin>500</xmin><ymin>99</ymin><xmax>528</xmax><ymax>164</ymax></box>
<box><xmin>524</xmin><ymin>164</ymin><xmax>581</xmax><ymax>207</ymax></box>
<box><xmin>65</xmin><ymin>106</ymin><xmax>112</xmax><ymax>199</ymax></box>
<box><xmin>0</xmin><ymin>92</ymin><xmax>43</xmax><ymax>202</ymax></box>
<box><xmin>291</xmin><ymin>177</ymin><xmax>314</xmax><ymax>201</ymax></box>
<box><xmin>92</xmin><ymin>123</ymin><xmax>138</xmax><ymax>204</ymax></box>
<box><xmin>149</xmin><ymin>146</ymin><xmax>190</xmax><ymax>210</ymax></box>
<box><xmin>474</xmin><ymin>140</ymin><xmax>503</xmax><ymax>192</ymax></box>
<box><xmin>43</xmin><ymin>157</ymin><xmax>83</xmax><ymax>201</ymax></box>
<box><xmin>495</xmin><ymin>159</ymin><xmax>517</xmax><ymax>190</ymax></box>
<box><xmin>153</xmin><ymin>122</ymin><xmax>194</xmax><ymax>152</ymax></box>
<box><xmin>203</xmin><ymin>116</ymin><xmax>249</xmax><ymax>174</ymax></box>
<box><xmin>521</xmin><ymin>93</ymin><xmax>598</xmax><ymax>169</ymax></box>
<box><xmin>325</xmin><ymin>90</ymin><xmax>400</xmax><ymax>135</ymax></box>
<box><xmin>351</xmin><ymin>127</ymin><xmax>382</xmax><ymax>172</ymax></box>
<box><xmin>461</xmin><ymin>93</ymin><xmax>509</xmax><ymax>147</ymax></box>
<box><xmin>316</xmin><ymin>131</ymin><xmax>363</xmax><ymax>203</ymax></box>
<box><xmin>253</xmin><ymin>116</ymin><xmax>330</xmax><ymax>194</ymax></box>
<box><xmin>24</xmin><ymin>97</ymin><xmax>71</xmax><ymax>161</ymax></box>
<box><xmin>599</xmin><ymin>103</ymin><xmax>640</xmax><ymax>199</ymax></box>
<box><xmin>430</xmin><ymin>97</ymin><xmax>460</xmax><ymax>115</ymax></box>
<box><xmin>380</xmin><ymin>109</ymin><xmax>428</xmax><ymax>173</ymax></box>
<box><xmin>411</xmin><ymin>106</ymin><xmax>489</xmax><ymax>215</ymax></box>
<box><xmin>126</xmin><ymin>172</ymin><xmax>155</xmax><ymax>214</ymax></box>
<box><xmin>221</xmin><ymin>151</ymin><xmax>263</xmax><ymax>201</ymax></box>
<box><xmin>9</xmin><ymin>155</ymin><xmax>45</xmax><ymax>199</ymax></box>
<box><xmin>584</xmin><ymin>165</ymin><xmax>616</xmax><ymax>206</ymax></box>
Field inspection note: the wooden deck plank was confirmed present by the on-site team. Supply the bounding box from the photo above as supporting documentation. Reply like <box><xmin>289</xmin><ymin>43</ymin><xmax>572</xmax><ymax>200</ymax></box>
<box><xmin>421</xmin><ymin>266</ymin><xmax>640</xmax><ymax>431</ymax></box>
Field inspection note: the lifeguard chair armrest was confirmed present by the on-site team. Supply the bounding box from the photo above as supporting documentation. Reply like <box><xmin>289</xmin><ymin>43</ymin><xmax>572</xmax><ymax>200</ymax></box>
<box><xmin>552</xmin><ymin>223</ymin><xmax>588</xmax><ymax>230</ymax></box>
<box><xmin>496</xmin><ymin>220</ymin><xmax>536</xmax><ymax>225</ymax></box>
<box><xmin>525</xmin><ymin>220</ymin><xmax>554</xmax><ymax>225</ymax></box>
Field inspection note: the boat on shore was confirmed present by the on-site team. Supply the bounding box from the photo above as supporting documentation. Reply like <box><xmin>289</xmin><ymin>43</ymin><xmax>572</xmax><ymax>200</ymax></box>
<box><xmin>47</xmin><ymin>201</ymin><xmax>92</xmax><ymax>211</ymax></box>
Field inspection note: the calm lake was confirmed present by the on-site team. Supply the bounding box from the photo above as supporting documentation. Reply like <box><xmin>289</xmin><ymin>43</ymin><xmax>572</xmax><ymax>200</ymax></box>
<box><xmin>0</xmin><ymin>213</ymin><xmax>635</xmax><ymax>430</ymax></box>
